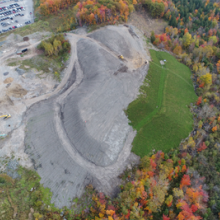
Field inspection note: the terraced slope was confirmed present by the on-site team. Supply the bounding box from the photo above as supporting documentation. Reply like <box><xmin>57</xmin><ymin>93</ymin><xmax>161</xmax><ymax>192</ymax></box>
<box><xmin>24</xmin><ymin>25</ymin><xmax>150</xmax><ymax>208</ymax></box>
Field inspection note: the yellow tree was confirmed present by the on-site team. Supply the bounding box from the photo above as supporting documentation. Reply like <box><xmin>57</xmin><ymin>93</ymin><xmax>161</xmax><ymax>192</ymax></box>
<box><xmin>53</xmin><ymin>39</ymin><xmax>62</xmax><ymax>56</ymax></box>
<box><xmin>200</xmin><ymin>73</ymin><xmax>212</xmax><ymax>87</ymax></box>
<box><xmin>165</xmin><ymin>26</ymin><xmax>171</xmax><ymax>34</ymax></box>
<box><xmin>89</xmin><ymin>13</ymin><xmax>95</xmax><ymax>24</ymax></box>
<box><xmin>192</xmin><ymin>35</ymin><xmax>199</xmax><ymax>47</ymax></box>
<box><xmin>209</xmin><ymin>36</ymin><xmax>218</xmax><ymax>44</ymax></box>
<box><xmin>173</xmin><ymin>45</ymin><xmax>182</xmax><ymax>55</ymax></box>
<box><xmin>132</xmin><ymin>0</ymin><xmax>137</xmax><ymax>4</ymax></box>
<box><xmin>42</xmin><ymin>42</ymin><xmax>54</xmax><ymax>56</ymax></box>
<box><xmin>182</xmin><ymin>32</ymin><xmax>192</xmax><ymax>48</ymax></box>
<box><xmin>39</xmin><ymin>3</ymin><xmax>49</xmax><ymax>16</ymax></box>
<box><xmin>172</xmin><ymin>28</ymin><xmax>178</xmax><ymax>36</ymax></box>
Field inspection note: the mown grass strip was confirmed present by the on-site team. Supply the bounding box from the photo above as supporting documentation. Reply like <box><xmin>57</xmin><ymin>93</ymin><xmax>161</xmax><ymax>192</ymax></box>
<box><xmin>126</xmin><ymin>50</ymin><xmax>197</xmax><ymax>157</ymax></box>
<box><xmin>135</xmin><ymin>62</ymin><xmax>166</xmax><ymax>130</ymax></box>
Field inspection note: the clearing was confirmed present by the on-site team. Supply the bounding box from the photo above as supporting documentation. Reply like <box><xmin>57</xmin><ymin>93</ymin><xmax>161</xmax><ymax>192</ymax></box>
<box><xmin>128</xmin><ymin>9</ymin><xmax>167</xmax><ymax>38</ymax></box>
<box><xmin>126</xmin><ymin>50</ymin><xmax>197</xmax><ymax>157</ymax></box>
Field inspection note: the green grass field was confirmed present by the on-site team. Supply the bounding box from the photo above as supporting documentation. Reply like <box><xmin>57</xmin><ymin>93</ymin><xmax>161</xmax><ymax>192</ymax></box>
<box><xmin>125</xmin><ymin>50</ymin><xmax>197</xmax><ymax>157</ymax></box>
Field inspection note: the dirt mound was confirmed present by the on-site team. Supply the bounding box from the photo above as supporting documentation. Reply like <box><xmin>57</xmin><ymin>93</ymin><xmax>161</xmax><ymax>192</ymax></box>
<box><xmin>7</xmin><ymin>84</ymin><xmax>27</xmax><ymax>98</ymax></box>
<box><xmin>23</xmin><ymin>37</ymin><xmax>29</xmax><ymax>41</ymax></box>
<box><xmin>88</xmin><ymin>26</ymin><xmax>147</xmax><ymax>68</ymax></box>
<box><xmin>4</xmin><ymin>77</ymin><xmax>13</xmax><ymax>84</ymax></box>
<box><xmin>0</xmin><ymin>95</ymin><xmax>13</xmax><ymax>106</ymax></box>
<box><xmin>24</xmin><ymin>26</ymin><xmax>150</xmax><ymax>208</ymax></box>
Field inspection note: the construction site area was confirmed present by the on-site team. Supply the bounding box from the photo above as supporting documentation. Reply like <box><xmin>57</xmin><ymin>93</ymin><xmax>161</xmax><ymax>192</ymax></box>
<box><xmin>0</xmin><ymin>25</ymin><xmax>150</xmax><ymax>208</ymax></box>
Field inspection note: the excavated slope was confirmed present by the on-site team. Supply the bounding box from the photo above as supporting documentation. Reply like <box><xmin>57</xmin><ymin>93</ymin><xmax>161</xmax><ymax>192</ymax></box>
<box><xmin>24</xmin><ymin>25</ymin><xmax>150</xmax><ymax>208</ymax></box>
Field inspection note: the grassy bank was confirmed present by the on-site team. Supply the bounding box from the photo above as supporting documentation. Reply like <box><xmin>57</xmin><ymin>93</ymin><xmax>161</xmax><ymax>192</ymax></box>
<box><xmin>0</xmin><ymin>165</ymin><xmax>96</xmax><ymax>219</ymax></box>
<box><xmin>125</xmin><ymin>50</ymin><xmax>197</xmax><ymax>157</ymax></box>
<box><xmin>0</xmin><ymin>167</ymin><xmax>54</xmax><ymax>219</ymax></box>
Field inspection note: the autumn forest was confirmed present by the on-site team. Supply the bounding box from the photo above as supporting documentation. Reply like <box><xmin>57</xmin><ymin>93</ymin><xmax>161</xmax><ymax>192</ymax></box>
<box><xmin>30</xmin><ymin>0</ymin><xmax>220</xmax><ymax>219</ymax></box>
<box><xmin>2</xmin><ymin>0</ymin><xmax>220</xmax><ymax>219</ymax></box>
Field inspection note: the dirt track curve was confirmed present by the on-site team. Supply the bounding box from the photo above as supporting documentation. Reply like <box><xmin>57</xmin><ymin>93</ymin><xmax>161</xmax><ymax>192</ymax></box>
<box><xmin>24</xmin><ymin>25</ymin><xmax>150</xmax><ymax>208</ymax></box>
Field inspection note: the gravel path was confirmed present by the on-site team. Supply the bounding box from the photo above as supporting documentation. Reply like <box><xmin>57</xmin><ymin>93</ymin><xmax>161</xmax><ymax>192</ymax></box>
<box><xmin>24</xmin><ymin>25</ymin><xmax>150</xmax><ymax>208</ymax></box>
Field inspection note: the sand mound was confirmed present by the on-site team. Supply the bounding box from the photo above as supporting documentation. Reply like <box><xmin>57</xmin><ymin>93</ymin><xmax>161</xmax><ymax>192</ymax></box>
<box><xmin>4</xmin><ymin>77</ymin><xmax>13</xmax><ymax>84</ymax></box>
<box><xmin>7</xmin><ymin>84</ymin><xmax>27</xmax><ymax>98</ymax></box>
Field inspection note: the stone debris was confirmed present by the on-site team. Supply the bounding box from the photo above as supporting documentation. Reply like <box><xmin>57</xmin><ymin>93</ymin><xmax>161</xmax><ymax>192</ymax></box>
<box><xmin>15</xmin><ymin>68</ymin><xmax>26</xmax><ymax>75</ymax></box>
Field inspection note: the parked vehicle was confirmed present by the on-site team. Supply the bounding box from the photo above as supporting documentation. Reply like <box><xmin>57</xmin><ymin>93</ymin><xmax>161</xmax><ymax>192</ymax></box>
<box><xmin>21</xmin><ymin>48</ymin><xmax>28</xmax><ymax>53</ymax></box>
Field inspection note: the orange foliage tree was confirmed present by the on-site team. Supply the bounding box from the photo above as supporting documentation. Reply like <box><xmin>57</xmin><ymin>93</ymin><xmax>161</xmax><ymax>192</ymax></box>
<box><xmin>76</xmin><ymin>151</ymin><xmax>208</xmax><ymax>219</ymax></box>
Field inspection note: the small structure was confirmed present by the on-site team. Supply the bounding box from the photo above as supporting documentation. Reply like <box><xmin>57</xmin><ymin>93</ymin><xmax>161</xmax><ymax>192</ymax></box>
<box><xmin>16</xmin><ymin>49</ymin><xmax>22</xmax><ymax>55</ymax></box>
<box><xmin>16</xmin><ymin>48</ymin><xmax>28</xmax><ymax>55</ymax></box>
<box><xmin>22</xmin><ymin>48</ymin><xmax>28</xmax><ymax>53</ymax></box>
<box><xmin>160</xmin><ymin>60</ymin><xmax>165</xmax><ymax>65</ymax></box>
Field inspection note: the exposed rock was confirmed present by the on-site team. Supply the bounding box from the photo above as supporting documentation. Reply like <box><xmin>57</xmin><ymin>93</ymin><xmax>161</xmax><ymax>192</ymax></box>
<box><xmin>15</xmin><ymin>68</ymin><xmax>25</xmax><ymax>75</ymax></box>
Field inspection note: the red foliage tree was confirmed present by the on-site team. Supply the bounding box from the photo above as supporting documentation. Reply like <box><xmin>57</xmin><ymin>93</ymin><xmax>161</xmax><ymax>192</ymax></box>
<box><xmin>180</xmin><ymin>174</ymin><xmax>191</xmax><ymax>189</ymax></box>
<box><xmin>191</xmin><ymin>204</ymin><xmax>198</xmax><ymax>212</ymax></box>
<box><xmin>163</xmin><ymin>214</ymin><xmax>170</xmax><ymax>220</ymax></box>
<box><xmin>197</xmin><ymin>142</ymin><xmax>207</xmax><ymax>152</ymax></box>
<box><xmin>199</xmin><ymin>82</ymin><xmax>205</xmax><ymax>88</ymax></box>
<box><xmin>196</xmin><ymin>96</ymin><xmax>202</xmax><ymax>105</ymax></box>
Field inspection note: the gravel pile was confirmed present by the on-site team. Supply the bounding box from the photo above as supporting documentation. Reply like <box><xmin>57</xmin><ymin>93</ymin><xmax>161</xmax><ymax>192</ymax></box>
<box><xmin>24</xmin><ymin>25</ymin><xmax>150</xmax><ymax>208</ymax></box>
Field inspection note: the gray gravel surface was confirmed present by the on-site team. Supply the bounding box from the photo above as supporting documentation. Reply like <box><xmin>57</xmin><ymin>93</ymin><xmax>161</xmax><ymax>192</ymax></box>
<box><xmin>25</xmin><ymin>99</ymin><xmax>95</xmax><ymax>207</ymax></box>
<box><xmin>24</xmin><ymin>25</ymin><xmax>150</xmax><ymax>208</ymax></box>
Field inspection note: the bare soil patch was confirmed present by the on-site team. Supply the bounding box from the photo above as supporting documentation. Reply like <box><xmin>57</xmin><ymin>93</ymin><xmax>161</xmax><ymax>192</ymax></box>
<box><xmin>4</xmin><ymin>77</ymin><xmax>14</xmax><ymax>84</ymax></box>
<box><xmin>128</xmin><ymin>9</ymin><xmax>167</xmax><ymax>37</ymax></box>
<box><xmin>7</xmin><ymin>84</ymin><xmax>28</xmax><ymax>98</ymax></box>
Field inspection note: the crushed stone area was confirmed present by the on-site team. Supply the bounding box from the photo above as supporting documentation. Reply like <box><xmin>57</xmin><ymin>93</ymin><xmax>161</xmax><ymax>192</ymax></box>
<box><xmin>0</xmin><ymin>31</ymin><xmax>59</xmax><ymax>164</ymax></box>
<box><xmin>24</xmin><ymin>25</ymin><xmax>150</xmax><ymax>208</ymax></box>
<box><xmin>0</xmin><ymin>65</ymin><xmax>57</xmax><ymax>139</ymax></box>
<box><xmin>0</xmin><ymin>25</ymin><xmax>150</xmax><ymax>208</ymax></box>
<box><xmin>25</xmin><ymin>99</ymin><xmax>96</xmax><ymax>207</ymax></box>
